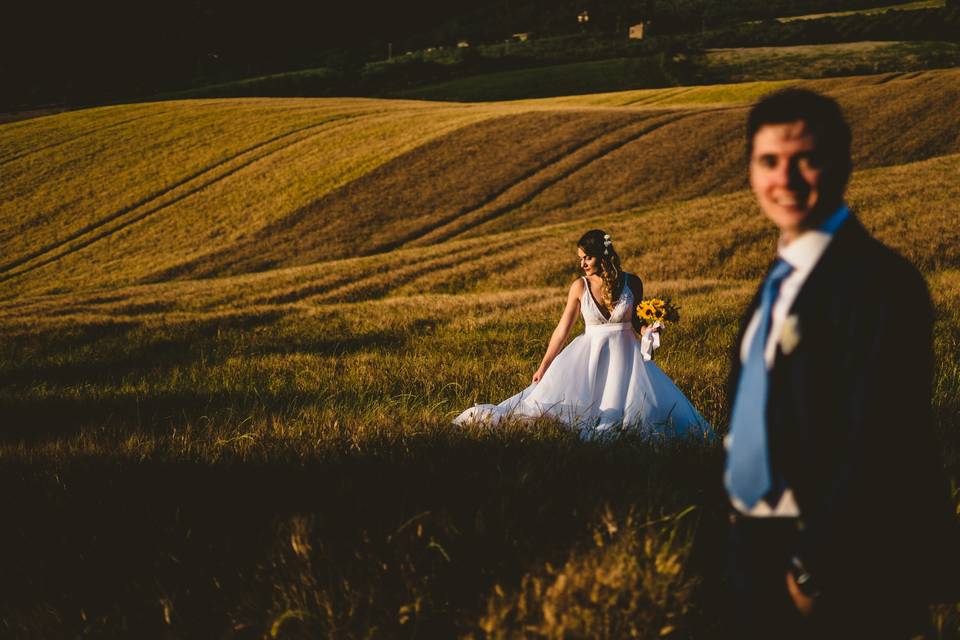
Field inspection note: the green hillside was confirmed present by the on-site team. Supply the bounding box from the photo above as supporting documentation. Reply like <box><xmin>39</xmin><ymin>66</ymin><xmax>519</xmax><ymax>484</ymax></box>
<box><xmin>159</xmin><ymin>41</ymin><xmax>960</xmax><ymax>105</ymax></box>
<box><xmin>773</xmin><ymin>0</ymin><xmax>944</xmax><ymax>21</ymax></box>
<box><xmin>394</xmin><ymin>41</ymin><xmax>960</xmax><ymax>101</ymax></box>
<box><xmin>1</xmin><ymin>70</ymin><xmax>959</xmax><ymax>637</ymax></box>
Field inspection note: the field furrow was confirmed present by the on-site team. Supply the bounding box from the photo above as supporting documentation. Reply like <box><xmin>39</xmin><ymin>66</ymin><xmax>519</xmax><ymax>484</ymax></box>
<box><xmin>0</xmin><ymin>112</ymin><xmax>375</xmax><ymax>276</ymax></box>
<box><xmin>406</xmin><ymin>111</ymin><xmax>698</xmax><ymax>247</ymax></box>
<box><xmin>0</xmin><ymin>111</ymin><xmax>162</xmax><ymax>166</ymax></box>
<box><xmin>2</xmin><ymin>151</ymin><xmax>956</xmax><ymax>324</ymax></box>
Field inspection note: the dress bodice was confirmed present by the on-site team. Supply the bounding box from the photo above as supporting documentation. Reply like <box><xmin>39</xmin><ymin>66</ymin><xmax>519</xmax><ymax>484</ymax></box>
<box><xmin>581</xmin><ymin>276</ymin><xmax>636</xmax><ymax>325</ymax></box>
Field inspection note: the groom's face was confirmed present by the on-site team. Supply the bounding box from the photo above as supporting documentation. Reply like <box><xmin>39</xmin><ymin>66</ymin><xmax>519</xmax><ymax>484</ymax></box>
<box><xmin>749</xmin><ymin>120</ymin><xmax>842</xmax><ymax>242</ymax></box>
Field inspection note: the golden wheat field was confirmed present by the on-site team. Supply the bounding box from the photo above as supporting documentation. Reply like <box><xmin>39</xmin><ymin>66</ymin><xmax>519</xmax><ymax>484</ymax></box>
<box><xmin>1</xmin><ymin>69</ymin><xmax>959</xmax><ymax>637</ymax></box>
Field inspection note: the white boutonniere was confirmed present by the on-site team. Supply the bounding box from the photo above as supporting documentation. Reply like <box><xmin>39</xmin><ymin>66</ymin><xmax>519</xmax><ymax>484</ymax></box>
<box><xmin>779</xmin><ymin>314</ymin><xmax>801</xmax><ymax>355</ymax></box>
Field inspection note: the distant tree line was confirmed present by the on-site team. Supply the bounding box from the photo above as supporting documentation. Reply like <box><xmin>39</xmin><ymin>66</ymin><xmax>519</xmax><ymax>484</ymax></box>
<box><xmin>367</xmin><ymin>4</ymin><xmax>960</xmax><ymax>91</ymax></box>
<box><xmin>2</xmin><ymin>0</ymin><xmax>956</xmax><ymax>109</ymax></box>
<box><xmin>2</xmin><ymin>0</ymin><xmax>478</xmax><ymax>109</ymax></box>
<box><xmin>418</xmin><ymin>0</ymin><xmax>954</xmax><ymax>42</ymax></box>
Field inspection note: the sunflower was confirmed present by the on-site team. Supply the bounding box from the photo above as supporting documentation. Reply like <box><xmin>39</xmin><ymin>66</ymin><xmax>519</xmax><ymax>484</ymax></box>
<box><xmin>637</xmin><ymin>297</ymin><xmax>680</xmax><ymax>326</ymax></box>
<box><xmin>636</xmin><ymin>302</ymin><xmax>656</xmax><ymax>322</ymax></box>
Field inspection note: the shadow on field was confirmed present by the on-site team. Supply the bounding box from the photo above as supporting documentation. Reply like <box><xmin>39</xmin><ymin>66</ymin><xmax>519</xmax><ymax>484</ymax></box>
<box><xmin>0</xmin><ymin>429</ymin><xmax>729</xmax><ymax>638</ymax></box>
<box><xmin>0</xmin><ymin>314</ymin><xmax>439</xmax><ymax>442</ymax></box>
<box><xmin>0</xmin><ymin>314</ymin><xmax>278</xmax><ymax>385</ymax></box>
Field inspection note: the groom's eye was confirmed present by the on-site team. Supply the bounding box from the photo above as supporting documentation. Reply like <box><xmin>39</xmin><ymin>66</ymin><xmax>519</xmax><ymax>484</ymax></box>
<box><xmin>756</xmin><ymin>154</ymin><xmax>777</xmax><ymax>169</ymax></box>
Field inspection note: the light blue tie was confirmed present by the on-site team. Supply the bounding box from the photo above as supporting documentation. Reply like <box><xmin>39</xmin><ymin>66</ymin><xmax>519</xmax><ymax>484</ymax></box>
<box><xmin>726</xmin><ymin>259</ymin><xmax>794</xmax><ymax>509</ymax></box>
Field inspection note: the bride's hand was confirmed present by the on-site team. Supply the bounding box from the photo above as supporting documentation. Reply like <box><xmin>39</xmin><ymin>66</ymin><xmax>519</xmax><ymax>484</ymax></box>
<box><xmin>641</xmin><ymin>323</ymin><xmax>663</xmax><ymax>336</ymax></box>
<box><xmin>532</xmin><ymin>368</ymin><xmax>545</xmax><ymax>383</ymax></box>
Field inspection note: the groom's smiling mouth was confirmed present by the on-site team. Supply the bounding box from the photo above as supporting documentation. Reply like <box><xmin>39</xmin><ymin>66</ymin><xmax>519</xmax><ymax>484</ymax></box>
<box><xmin>773</xmin><ymin>194</ymin><xmax>804</xmax><ymax>207</ymax></box>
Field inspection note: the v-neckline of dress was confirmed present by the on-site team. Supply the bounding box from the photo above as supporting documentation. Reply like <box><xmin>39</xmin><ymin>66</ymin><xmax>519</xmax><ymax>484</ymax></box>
<box><xmin>585</xmin><ymin>277</ymin><xmax>629</xmax><ymax>322</ymax></box>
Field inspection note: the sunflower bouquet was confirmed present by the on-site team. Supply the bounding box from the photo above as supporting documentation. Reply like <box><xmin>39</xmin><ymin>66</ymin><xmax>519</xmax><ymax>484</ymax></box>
<box><xmin>636</xmin><ymin>297</ymin><xmax>679</xmax><ymax>361</ymax></box>
<box><xmin>636</xmin><ymin>297</ymin><xmax>680</xmax><ymax>327</ymax></box>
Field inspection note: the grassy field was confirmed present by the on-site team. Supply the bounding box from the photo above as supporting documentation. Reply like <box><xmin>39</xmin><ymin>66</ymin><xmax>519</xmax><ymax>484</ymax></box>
<box><xmin>2</xmin><ymin>70</ymin><xmax>959</xmax><ymax>637</ymax></box>
<box><xmin>392</xmin><ymin>56</ymin><xmax>682</xmax><ymax>102</ymax></box>
<box><xmin>390</xmin><ymin>41</ymin><xmax>960</xmax><ymax>102</ymax></box>
<box><xmin>154</xmin><ymin>40</ymin><xmax>960</xmax><ymax>105</ymax></box>
<box><xmin>686</xmin><ymin>40</ymin><xmax>960</xmax><ymax>84</ymax></box>
<box><xmin>773</xmin><ymin>0</ymin><xmax>945</xmax><ymax>22</ymax></box>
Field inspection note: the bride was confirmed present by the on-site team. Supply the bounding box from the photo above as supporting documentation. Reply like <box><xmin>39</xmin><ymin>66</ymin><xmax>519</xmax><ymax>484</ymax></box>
<box><xmin>454</xmin><ymin>229</ymin><xmax>709</xmax><ymax>439</ymax></box>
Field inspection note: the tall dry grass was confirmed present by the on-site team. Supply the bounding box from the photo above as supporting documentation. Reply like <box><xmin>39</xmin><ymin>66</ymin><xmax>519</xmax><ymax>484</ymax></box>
<box><xmin>0</xmin><ymin>265</ymin><xmax>956</xmax><ymax>636</ymax></box>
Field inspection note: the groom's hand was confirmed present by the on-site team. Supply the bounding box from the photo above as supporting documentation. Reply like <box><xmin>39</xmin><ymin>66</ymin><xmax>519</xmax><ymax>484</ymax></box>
<box><xmin>786</xmin><ymin>571</ymin><xmax>816</xmax><ymax>616</ymax></box>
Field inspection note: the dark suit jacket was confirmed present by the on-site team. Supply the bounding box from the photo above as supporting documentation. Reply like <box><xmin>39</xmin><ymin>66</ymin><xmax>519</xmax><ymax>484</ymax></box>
<box><xmin>727</xmin><ymin>214</ymin><xmax>955</xmax><ymax>604</ymax></box>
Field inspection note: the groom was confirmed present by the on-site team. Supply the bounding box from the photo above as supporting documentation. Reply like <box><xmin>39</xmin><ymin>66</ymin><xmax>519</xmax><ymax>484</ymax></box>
<box><xmin>724</xmin><ymin>89</ymin><xmax>954</xmax><ymax>638</ymax></box>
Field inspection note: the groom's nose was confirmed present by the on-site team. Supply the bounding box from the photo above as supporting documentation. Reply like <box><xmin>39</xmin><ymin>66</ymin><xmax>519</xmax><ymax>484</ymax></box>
<box><xmin>769</xmin><ymin>157</ymin><xmax>810</xmax><ymax>193</ymax></box>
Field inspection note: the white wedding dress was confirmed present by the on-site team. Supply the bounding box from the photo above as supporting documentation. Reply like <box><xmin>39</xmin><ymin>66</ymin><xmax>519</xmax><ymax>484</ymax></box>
<box><xmin>454</xmin><ymin>277</ymin><xmax>710</xmax><ymax>439</ymax></box>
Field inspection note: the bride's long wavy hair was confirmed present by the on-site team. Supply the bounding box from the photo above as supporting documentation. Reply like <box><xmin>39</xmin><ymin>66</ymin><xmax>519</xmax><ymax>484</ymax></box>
<box><xmin>578</xmin><ymin>229</ymin><xmax>624</xmax><ymax>310</ymax></box>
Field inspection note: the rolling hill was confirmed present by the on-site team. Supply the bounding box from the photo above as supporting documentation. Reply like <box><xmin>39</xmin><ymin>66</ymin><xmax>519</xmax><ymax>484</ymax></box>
<box><xmin>2</xmin><ymin>68</ymin><xmax>959</xmax><ymax>302</ymax></box>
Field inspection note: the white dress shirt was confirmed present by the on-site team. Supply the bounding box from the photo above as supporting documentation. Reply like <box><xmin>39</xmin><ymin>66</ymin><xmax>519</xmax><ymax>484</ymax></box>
<box><xmin>730</xmin><ymin>204</ymin><xmax>850</xmax><ymax>517</ymax></box>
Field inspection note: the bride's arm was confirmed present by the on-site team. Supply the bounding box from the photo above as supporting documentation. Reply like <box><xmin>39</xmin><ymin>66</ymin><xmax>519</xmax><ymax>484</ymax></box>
<box><xmin>532</xmin><ymin>280</ymin><xmax>583</xmax><ymax>383</ymax></box>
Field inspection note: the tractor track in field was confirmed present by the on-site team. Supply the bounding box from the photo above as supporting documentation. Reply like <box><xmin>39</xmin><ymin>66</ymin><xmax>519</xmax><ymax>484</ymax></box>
<box><xmin>394</xmin><ymin>111</ymin><xmax>699</xmax><ymax>250</ymax></box>
<box><xmin>0</xmin><ymin>112</ymin><xmax>383</xmax><ymax>282</ymax></box>
<box><xmin>0</xmin><ymin>112</ymin><xmax>163</xmax><ymax>166</ymax></box>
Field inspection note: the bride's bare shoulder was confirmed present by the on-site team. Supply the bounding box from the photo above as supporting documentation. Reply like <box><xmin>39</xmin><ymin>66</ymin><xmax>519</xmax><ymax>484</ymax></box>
<box><xmin>569</xmin><ymin>277</ymin><xmax>586</xmax><ymax>297</ymax></box>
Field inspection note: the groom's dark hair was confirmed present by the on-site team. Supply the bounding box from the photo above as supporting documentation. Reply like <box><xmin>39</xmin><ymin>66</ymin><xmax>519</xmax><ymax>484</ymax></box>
<box><xmin>746</xmin><ymin>89</ymin><xmax>852</xmax><ymax>185</ymax></box>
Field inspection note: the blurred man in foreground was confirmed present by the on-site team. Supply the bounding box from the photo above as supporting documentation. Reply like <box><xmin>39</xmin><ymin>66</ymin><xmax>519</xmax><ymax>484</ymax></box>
<box><xmin>724</xmin><ymin>88</ymin><xmax>955</xmax><ymax>639</ymax></box>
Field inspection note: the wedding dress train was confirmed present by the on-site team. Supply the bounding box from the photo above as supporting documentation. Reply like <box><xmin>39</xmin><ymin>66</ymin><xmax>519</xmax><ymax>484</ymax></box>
<box><xmin>454</xmin><ymin>277</ymin><xmax>710</xmax><ymax>439</ymax></box>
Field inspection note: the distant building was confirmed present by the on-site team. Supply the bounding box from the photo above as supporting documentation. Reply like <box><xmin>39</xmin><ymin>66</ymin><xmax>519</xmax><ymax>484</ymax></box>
<box><xmin>512</xmin><ymin>32</ymin><xmax>531</xmax><ymax>42</ymax></box>
<box><xmin>629</xmin><ymin>21</ymin><xmax>650</xmax><ymax>39</ymax></box>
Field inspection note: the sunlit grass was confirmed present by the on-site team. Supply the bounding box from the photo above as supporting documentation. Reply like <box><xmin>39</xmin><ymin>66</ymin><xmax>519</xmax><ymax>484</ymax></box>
<box><xmin>519</xmin><ymin>79</ymin><xmax>801</xmax><ymax>107</ymax></box>
<box><xmin>774</xmin><ymin>0</ymin><xmax>944</xmax><ymax>22</ymax></box>
<box><xmin>3</xmin><ymin>68</ymin><xmax>959</xmax><ymax>300</ymax></box>
<box><xmin>1</xmin><ymin>267</ymin><xmax>956</xmax><ymax>636</ymax></box>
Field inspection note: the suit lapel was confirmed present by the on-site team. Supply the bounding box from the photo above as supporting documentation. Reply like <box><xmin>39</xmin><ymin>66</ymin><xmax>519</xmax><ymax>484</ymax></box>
<box><xmin>774</xmin><ymin>214</ymin><xmax>868</xmax><ymax>366</ymax></box>
<box><xmin>731</xmin><ymin>215</ymin><xmax>869</xmax><ymax>394</ymax></box>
